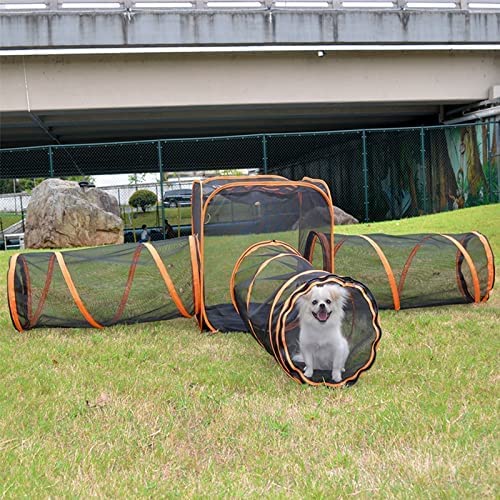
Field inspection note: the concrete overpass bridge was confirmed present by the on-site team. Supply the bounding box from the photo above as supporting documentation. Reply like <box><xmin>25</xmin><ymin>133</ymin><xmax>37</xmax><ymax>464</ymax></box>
<box><xmin>0</xmin><ymin>0</ymin><xmax>499</xmax><ymax>147</ymax></box>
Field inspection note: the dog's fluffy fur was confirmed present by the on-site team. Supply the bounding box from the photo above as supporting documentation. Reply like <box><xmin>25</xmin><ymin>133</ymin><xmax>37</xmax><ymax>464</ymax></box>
<box><xmin>293</xmin><ymin>284</ymin><xmax>349</xmax><ymax>382</ymax></box>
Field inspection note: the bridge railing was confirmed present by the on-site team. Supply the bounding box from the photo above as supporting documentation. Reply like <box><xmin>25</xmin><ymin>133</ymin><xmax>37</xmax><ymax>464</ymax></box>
<box><xmin>1</xmin><ymin>0</ymin><xmax>499</xmax><ymax>10</ymax></box>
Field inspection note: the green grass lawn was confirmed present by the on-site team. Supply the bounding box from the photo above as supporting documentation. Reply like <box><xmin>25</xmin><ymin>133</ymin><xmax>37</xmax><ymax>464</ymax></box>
<box><xmin>123</xmin><ymin>206</ymin><xmax>192</xmax><ymax>229</ymax></box>
<box><xmin>0</xmin><ymin>204</ymin><xmax>499</xmax><ymax>497</ymax></box>
<box><xmin>0</xmin><ymin>213</ymin><xmax>23</xmax><ymax>230</ymax></box>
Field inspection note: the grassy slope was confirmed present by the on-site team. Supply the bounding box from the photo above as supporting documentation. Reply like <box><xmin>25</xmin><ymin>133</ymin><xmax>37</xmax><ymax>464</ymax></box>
<box><xmin>0</xmin><ymin>205</ymin><xmax>498</xmax><ymax>497</ymax></box>
<box><xmin>122</xmin><ymin>207</ymin><xmax>192</xmax><ymax>229</ymax></box>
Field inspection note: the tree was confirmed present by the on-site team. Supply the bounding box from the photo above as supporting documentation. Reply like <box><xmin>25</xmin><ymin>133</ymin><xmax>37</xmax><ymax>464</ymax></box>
<box><xmin>129</xmin><ymin>189</ymin><xmax>158</xmax><ymax>213</ymax></box>
<box><xmin>0</xmin><ymin>179</ymin><xmax>20</xmax><ymax>194</ymax></box>
<box><xmin>16</xmin><ymin>176</ymin><xmax>95</xmax><ymax>194</ymax></box>
<box><xmin>129</xmin><ymin>173</ymin><xmax>147</xmax><ymax>188</ymax></box>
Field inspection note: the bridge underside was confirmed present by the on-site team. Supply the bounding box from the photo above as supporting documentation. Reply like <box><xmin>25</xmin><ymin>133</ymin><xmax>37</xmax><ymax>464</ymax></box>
<box><xmin>1</xmin><ymin>50</ymin><xmax>499</xmax><ymax>148</ymax></box>
<box><xmin>2</xmin><ymin>102</ymin><xmax>445</xmax><ymax>148</ymax></box>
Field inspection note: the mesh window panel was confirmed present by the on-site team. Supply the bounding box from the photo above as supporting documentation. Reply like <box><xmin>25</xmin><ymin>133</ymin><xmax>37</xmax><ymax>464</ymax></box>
<box><xmin>0</xmin><ymin>147</ymin><xmax>51</xmax><ymax>179</ymax></box>
<box><xmin>52</xmin><ymin>142</ymin><xmax>159</xmax><ymax>177</ymax></box>
<box><xmin>164</xmin><ymin>136</ymin><xmax>263</xmax><ymax>172</ymax></box>
<box><xmin>8</xmin><ymin>237</ymin><xmax>198</xmax><ymax>331</ymax></box>
<box><xmin>266</xmin><ymin>132</ymin><xmax>366</xmax><ymax>222</ymax></box>
<box><xmin>198</xmin><ymin>178</ymin><xmax>334</xmax><ymax>332</ymax></box>
<box><xmin>232</xmin><ymin>242</ymin><xmax>382</xmax><ymax>388</ymax></box>
<box><xmin>366</xmin><ymin>128</ymin><xmax>423</xmax><ymax>221</ymax></box>
<box><xmin>325</xmin><ymin>232</ymin><xmax>495</xmax><ymax>309</ymax></box>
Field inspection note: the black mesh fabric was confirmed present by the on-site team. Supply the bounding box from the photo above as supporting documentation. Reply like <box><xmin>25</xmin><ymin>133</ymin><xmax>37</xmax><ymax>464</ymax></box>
<box><xmin>303</xmin><ymin>232</ymin><xmax>495</xmax><ymax>309</ymax></box>
<box><xmin>232</xmin><ymin>241</ymin><xmax>382</xmax><ymax>388</ymax></box>
<box><xmin>192</xmin><ymin>176</ymin><xmax>334</xmax><ymax>332</ymax></box>
<box><xmin>8</xmin><ymin>237</ymin><xmax>198</xmax><ymax>331</ymax></box>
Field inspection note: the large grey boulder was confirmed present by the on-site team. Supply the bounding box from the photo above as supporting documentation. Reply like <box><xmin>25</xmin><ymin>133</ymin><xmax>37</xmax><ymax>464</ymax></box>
<box><xmin>334</xmin><ymin>206</ymin><xmax>359</xmax><ymax>225</ymax></box>
<box><xmin>25</xmin><ymin>179</ymin><xmax>124</xmax><ymax>249</ymax></box>
<box><xmin>294</xmin><ymin>205</ymin><xmax>359</xmax><ymax>230</ymax></box>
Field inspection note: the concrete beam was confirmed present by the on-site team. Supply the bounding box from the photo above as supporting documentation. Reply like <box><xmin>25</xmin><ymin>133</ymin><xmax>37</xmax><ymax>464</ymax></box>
<box><xmin>0</xmin><ymin>10</ymin><xmax>499</xmax><ymax>49</ymax></box>
<box><xmin>1</xmin><ymin>51</ymin><xmax>499</xmax><ymax>112</ymax></box>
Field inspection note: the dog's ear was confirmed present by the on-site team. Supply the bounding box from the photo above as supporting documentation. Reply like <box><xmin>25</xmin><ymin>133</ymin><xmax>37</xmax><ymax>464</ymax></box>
<box><xmin>329</xmin><ymin>284</ymin><xmax>349</xmax><ymax>308</ymax></box>
<box><xmin>296</xmin><ymin>289</ymin><xmax>312</xmax><ymax>309</ymax></box>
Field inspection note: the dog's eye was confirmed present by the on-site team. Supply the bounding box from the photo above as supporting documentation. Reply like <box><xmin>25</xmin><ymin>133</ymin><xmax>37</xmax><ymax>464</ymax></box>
<box><xmin>312</xmin><ymin>300</ymin><xmax>318</xmax><ymax>305</ymax></box>
<box><xmin>326</xmin><ymin>299</ymin><xmax>331</xmax><ymax>305</ymax></box>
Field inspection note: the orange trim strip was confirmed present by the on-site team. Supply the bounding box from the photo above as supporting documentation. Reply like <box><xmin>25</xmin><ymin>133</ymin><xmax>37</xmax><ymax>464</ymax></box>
<box><xmin>111</xmin><ymin>244</ymin><xmax>144</xmax><ymax>324</ymax></box>
<box><xmin>28</xmin><ymin>254</ymin><xmax>56</xmax><ymax>328</ymax></box>
<box><xmin>334</xmin><ymin>236</ymin><xmax>348</xmax><ymax>256</ymax></box>
<box><xmin>196</xmin><ymin>181</ymin><xmax>217</xmax><ymax>332</ymax></box>
<box><xmin>189</xmin><ymin>235</ymin><xmax>201</xmax><ymax>316</ymax></box>
<box><xmin>330</xmin><ymin>227</ymin><xmax>335</xmax><ymax>274</ymax></box>
<box><xmin>358</xmin><ymin>234</ymin><xmax>400</xmax><ymax>311</ymax></box>
<box><xmin>54</xmin><ymin>252</ymin><xmax>104</xmax><ymax>329</ymax></box>
<box><xmin>191</xmin><ymin>180</ymin><xmax>203</xmax><ymax>238</ymax></box>
<box><xmin>304</xmin><ymin>231</ymin><xmax>332</xmax><ymax>271</ymax></box>
<box><xmin>230</xmin><ymin>240</ymin><xmax>300</xmax><ymax>314</ymax></box>
<box><xmin>7</xmin><ymin>253</ymin><xmax>24</xmax><ymax>332</ymax></box>
<box><xmin>439</xmin><ymin>234</ymin><xmax>481</xmax><ymax>303</ymax></box>
<box><xmin>471</xmin><ymin>231</ymin><xmax>495</xmax><ymax>302</ymax></box>
<box><xmin>192</xmin><ymin>181</ymin><xmax>206</xmax><ymax>329</ymax></box>
<box><xmin>143</xmin><ymin>242</ymin><xmax>191</xmax><ymax>318</ymax></box>
<box><xmin>305</xmin><ymin>232</ymin><xmax>317</xmax><ymax>264</ymax></box>
<box><xmin>302</xmin><ymin>177</ymin><xmax>333</xmax><ymax>203</ymax></box>
<box><xmin>200</xmin><ymin>175</ymin><xmax>286</xmax><ymax>186</ymax></box>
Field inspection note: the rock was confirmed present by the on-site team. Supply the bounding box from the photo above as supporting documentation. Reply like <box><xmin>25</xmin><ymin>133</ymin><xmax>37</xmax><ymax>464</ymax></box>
<box><xmin>334</xmin><ymin>206</ymin><xmax>359</xmax><ymax>225</ymax></box>
<box><xmin>292</xmin><ymin>205</ymin><xmax>359</xmax><ymax>231</ymax></box>
<box><xmin>25</xmin><ymin>179</ymin><xmax>124</xmax><ymax>249</ymax></box>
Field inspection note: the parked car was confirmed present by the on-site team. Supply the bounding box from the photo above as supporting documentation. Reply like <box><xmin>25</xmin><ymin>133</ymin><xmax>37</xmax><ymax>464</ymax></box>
<box><xmin>162</xmin><ymin>189</ymin><xmax>192</xmax><ymax>208</ymax></box>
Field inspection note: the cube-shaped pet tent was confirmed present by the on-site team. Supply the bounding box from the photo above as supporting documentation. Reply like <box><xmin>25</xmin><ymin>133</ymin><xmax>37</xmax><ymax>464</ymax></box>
<box><xmin>191</xmin><ymin>176</ymin><xmax>335</xmax><ymax>332</ymax></box>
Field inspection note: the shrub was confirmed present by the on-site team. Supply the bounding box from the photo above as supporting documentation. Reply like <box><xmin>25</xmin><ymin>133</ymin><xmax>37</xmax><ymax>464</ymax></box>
<box><xmin>129</xmin><ymin>189</ymin><xmax>158</xmax><ymax>213</ymax></box>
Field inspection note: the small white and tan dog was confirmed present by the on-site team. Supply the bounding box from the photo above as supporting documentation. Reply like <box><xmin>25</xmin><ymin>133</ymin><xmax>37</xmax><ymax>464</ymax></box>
<box><xmin>293</xmin><ymin>283</ymin><xmax>349</xmax><ymax>382</ymax></box>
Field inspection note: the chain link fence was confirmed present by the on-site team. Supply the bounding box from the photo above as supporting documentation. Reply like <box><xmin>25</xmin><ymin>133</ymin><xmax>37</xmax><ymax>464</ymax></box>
<box><xmin>1</xmin><ymin>121</ymin><xmax>498</xmax><ymax>247</ymax></box>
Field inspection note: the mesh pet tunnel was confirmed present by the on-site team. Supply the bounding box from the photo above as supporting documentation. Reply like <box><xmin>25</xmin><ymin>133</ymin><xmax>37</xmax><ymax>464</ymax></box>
<box><xmin>304</xmin><ymin>231</ymin><xmax>495</xmax><ymax>310</ymax></box>
<box><xmin>191</xmin><ymin>176</ymin><xmax>334</xmax><ymax>332</ymax></box>
<box><xmin>7</xmin><ymin>236</ymin><xmax>200</xmax><ymax>332</ymax></box>
<box><xmin>231</xmin><ymin>240</ymin><xmax>382</xmax><ymax>387</ymax></box>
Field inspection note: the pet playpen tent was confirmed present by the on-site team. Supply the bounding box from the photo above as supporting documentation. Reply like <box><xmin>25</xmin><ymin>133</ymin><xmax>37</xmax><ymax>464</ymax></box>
<box><xmin>7</xmin><ymin>175</ymin><xmax>495</xmax><ymax>387</ymax></box>
<box><xmin>7</xmin><ymin>175</ymin><xmax>495</xmax><ymax>333</ymax></box>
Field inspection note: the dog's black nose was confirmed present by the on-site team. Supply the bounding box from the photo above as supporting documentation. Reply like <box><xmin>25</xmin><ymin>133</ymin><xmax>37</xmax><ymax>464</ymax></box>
<box><xmin>319</xmin><ymin>303</ymin><xmax>326</xmax><ymax>310</ymax></box>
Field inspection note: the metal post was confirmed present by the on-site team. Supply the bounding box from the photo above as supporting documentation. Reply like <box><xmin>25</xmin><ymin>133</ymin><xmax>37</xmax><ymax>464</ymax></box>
<box><xmin>13</xmin><ymin>179</ymin><xmax>18</xmax><ymax>213</ymax></box>
<box><xmin>420</xmin><ymin>127</ymin><xmax>428</xmax><ymax>213</ymax></box>
<box><xmin>497</xmin><ymin>121</ymin><xmax>500</xmax><ymax>202</ymax></box>
<box><xmin>486</xmin><ymin>119</ymin><xmax>492</xmax><ymax>203</ymax></box>
<box><xmin>48</xmin><ymin>146</ymin><xmax>54</xmax><ymax>178</ymax></box>
<box><xmin>117</xmin><ymin>188</ymin><xmax>123</xmax><ymax>226</ymax></box>
<box><xmin>362</xmin><ymin>130</ymin><xmax>369</xmax><ymax>222</ymax></box>
<box><xmin>158</xmin><ymin>141</ymin><xmax>166</xmax><ymax>239</ymax></box>
<box><xmin>20</xmin><ymin>194</ymin><xmax>25</xmax><ymax>232</ymax></box>
<box><xmin>262</xmin><ymin>135</ymin><xmax>268</xmax><ymax>174</ymax></box>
